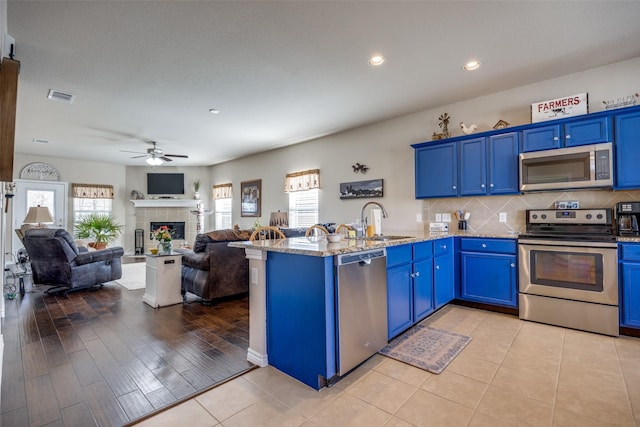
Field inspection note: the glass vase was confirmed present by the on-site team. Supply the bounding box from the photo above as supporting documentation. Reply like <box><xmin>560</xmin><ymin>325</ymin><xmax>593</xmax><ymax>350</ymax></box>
<box><xmin>157</xmin><ymin>241</ymin><xmax>173</xmax><ymax>255</ymax></box>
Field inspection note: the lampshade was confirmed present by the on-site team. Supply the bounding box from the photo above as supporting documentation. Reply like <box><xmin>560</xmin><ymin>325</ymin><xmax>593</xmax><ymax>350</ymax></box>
<box><xmin>23</xmin><ymin>205</ymin><xmax>54</xmax><ymax>226</ymax></box>
<box><xmin>146</xmin><ymin>157</ymin><xmax>164</xmax><ymax>166</ymax></box>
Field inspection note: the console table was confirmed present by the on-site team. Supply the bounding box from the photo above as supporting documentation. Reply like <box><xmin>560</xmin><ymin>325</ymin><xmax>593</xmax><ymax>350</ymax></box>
<box><xmin>143</xmin><ymin>253</ymin><xmax>183</xmax><ymax>308</ymax></box>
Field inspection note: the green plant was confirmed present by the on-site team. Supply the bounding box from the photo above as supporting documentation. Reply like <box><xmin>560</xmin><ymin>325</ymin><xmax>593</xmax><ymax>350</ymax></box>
<box><xmin>74</xmin><ymin>213</ymin><xmax>125</xmax><ymax>245</ymax></box>
<box><xmin>193</xmin><ymin>179</ymin><xmax>201</xmax><ymax>192</ymax></box>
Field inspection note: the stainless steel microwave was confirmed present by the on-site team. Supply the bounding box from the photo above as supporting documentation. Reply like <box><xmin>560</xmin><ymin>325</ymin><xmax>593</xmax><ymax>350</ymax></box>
<box><xmin>519</xmin><ymin>142</ymin><xmax>613</xmax><ymax>192</ymax></box>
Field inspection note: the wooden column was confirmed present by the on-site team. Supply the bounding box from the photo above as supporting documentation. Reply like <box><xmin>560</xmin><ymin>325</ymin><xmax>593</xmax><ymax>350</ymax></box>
<box><xmin>0</xmin><ymin>58</ymin><xmax>19</xmax><ymax>182</ymax></box>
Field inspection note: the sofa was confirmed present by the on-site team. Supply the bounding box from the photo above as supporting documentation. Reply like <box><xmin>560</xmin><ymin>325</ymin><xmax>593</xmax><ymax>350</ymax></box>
<box><xmin>22</xmin><ymin>228</ymin><xmax>124</xmax><ymax>294</ymax></box>
<box><xmin>175</xmin><ymin>229</ymin><xmax>253</xmax><ymax>302</ymax></box>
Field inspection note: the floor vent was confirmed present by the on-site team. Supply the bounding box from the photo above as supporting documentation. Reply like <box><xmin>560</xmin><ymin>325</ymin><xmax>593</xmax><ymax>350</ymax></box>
<box><xmin>47</xmin><ymin>89</ymin><xmax>75</xmax><ymax>103</ymax></box>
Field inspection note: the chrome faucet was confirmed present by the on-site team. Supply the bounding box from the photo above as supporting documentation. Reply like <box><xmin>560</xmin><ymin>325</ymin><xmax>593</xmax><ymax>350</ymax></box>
<box><xmin>360</xmin><ymin>201</ymin><xmax>389</xmax><ymax>233</ymax></box>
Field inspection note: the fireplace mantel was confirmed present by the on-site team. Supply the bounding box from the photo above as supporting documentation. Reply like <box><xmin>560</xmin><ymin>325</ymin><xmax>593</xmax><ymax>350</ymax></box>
<box><xmin>130</xmin><ymin>199</ymin><xmax>201</xmax><ymax>208</ymax></box>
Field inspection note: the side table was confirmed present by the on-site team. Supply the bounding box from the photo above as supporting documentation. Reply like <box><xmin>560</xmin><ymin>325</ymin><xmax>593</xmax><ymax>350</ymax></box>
<box><xmin>143</xmin><ymin>253</ymin><xmax>183</xmax><ymax>308</ymax></box>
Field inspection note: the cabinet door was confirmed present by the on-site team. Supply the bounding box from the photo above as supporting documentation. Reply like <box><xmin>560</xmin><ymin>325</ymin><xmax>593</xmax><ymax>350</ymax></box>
<box><xmin>460</xmin><ymin>252</ymin><xmax>517</xmax><ymax>307</ymax></box>
<box><xmin>434</xmin><ymin>251</ymin><xmax>454</xmax><ymax>309</ymax></box>
<box><xmin>459</xmin><ymin>137</ymin><xmax>487</xmax><ymax>196</ymax></box>
<box><xmin>488</xmin><ymin>132</ymin><xmax>520</xmax><ymax>195</ymax></box>
<box><xmin>521</xmin><ymin>125</ymin><xmax>561</xmax><ymax>152</ymax></box>
<box><xmin>413</xmin><ymin>259</ymin><xmax>434</xmax><ymax>322</ymax></box>
<box><xmin>564</xmin><ymin>116</ymin><xmax>612</xmax><ymax>147</ymax></box>
<box><xmin>621</xmin><ymin>262</ymin><xmax>640</xmax><ymax>328</ymax></box>
<box><xmin>415</xmin><ymin>142</ymin><xmax>458</xmax><ymax>198</ymax></box>
<box><xmin>387</xmin><ymin>263</ymin><xmax>413</xmax><ymax>339</ymax></box>
<box><xmin>615</xmin><ymin>111</ymin><xmax>640</xmax><ymax>189</ymax></box>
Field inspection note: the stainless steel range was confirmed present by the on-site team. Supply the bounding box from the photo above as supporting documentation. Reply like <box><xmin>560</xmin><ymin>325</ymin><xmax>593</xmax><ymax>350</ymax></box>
<box><xmin>518</xmin><ymin>208</ymin><xmax>619</xmax><ymax>336</ymax></box>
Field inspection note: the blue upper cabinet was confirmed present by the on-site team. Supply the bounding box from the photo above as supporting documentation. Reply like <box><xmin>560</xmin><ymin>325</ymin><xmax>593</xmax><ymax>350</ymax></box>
<box><xmin>488</xmin><ymin>132</ymin><xmax>520</xmax><ymax>195</ymax></box>
<box><xmin>415</xmin><ymin>142</ymin><xmax>458</xmax><ymax>198</ymax></box>
<box><xmin>459</xmin><ymin>137</ymin><xmax>487</xmax><ymax>196</ymax></box>
<box><xmin>522</xmin><ymin>116</ymin><xmax>612</xmax><ymax>152</ymax></box>
<box><xmin>615</xmin><ymin>110</ymin><xmax>640</xmax><ymax>189</ymax></box>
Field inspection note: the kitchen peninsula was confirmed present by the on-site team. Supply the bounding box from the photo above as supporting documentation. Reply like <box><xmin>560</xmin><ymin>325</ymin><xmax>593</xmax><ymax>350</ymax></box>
<box><xmin>230</xmin><ymin>233</ymin><xmax>457</xmax><ymax>389</ymax></box>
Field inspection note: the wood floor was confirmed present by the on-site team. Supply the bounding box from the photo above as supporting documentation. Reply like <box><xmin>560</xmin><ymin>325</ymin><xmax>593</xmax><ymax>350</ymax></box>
<box><xmin>1</xmin><ymin>281</ymin><xmax>252</xmax><ymax>427</ymax></box>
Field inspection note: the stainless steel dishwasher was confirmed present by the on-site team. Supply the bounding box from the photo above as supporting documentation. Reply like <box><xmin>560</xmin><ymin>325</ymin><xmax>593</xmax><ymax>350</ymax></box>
<box><xmin>335</xmin><ymin>248</ymin><xmax>388</xmax><ymax>375</ymax></box>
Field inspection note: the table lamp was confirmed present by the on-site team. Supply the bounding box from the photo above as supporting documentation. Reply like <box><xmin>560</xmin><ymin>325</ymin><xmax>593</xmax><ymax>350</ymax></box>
<box><xmin>23</xmin><ymin>205</ymin><xmax>54</xmax><ymax>227</ymax></box>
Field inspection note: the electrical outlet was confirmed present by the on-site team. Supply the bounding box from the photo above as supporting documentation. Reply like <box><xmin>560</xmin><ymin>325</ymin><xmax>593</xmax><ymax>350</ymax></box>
<box><xmin>442</xmin><ymin>213</ymin><xmax>451</xmax><ymax>222</ymax></box>
<box><xmin>499</xmin><ymin>212</ymin><xmax>507</xmax><ymax>223</ymax></box>
<box><xmin>416</xmin><ymin>213</ymin><xmax>422</xmax><ymax>222</ymax></box>
<box><xmin>435</xmin><ymin>213</ymin><xmax>442</xmax><ymax>222</ymax></box>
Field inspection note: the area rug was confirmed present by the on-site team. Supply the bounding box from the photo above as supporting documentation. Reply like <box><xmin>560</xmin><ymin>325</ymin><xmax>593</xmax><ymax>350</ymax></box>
<box><xmin>115</xmin><ymin>262</ymin><xmax>146</xmax><ymax>290</ymax></box>
<box><xmin>379</xmin><ymin>325</ymin><xmax>472</xmax><ymax>374</ymax></box>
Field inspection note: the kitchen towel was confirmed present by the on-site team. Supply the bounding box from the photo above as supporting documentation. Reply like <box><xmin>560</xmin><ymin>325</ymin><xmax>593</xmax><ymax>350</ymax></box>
<box><xmin>372</xmin><ymin>208</ymin><xmax>382</xmax><ymax>235</ymax></box>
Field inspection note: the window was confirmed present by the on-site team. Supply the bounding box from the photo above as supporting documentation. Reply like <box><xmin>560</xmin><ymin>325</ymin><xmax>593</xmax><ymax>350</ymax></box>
<box><xmin>288</xmin><ymin>189</ymin><xmax>319</xmax><ymax>228</ymax></box>
<box><xmin>284</xmin><ymin>169</ymin><xmax>320</xmax><ymax>228</ymax></box>
<box><xmin>214</xmin><ymin>198</ymin><xmax>232</xmax><ymax>230</ymax></box>
<box><xmin>71</xmin><ymin>184</ymin><xmax>114</xmax><ymax>224</ymax></box>
<box><xmin>213</xmin><ymin>183</ymin><xmax>233</xmax><ymax>230</ymax></box>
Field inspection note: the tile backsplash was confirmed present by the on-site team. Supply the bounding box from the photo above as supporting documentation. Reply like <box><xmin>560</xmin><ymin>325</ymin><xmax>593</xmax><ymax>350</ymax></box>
<box><xmin>422</xmin><ymin>189</ymin><xmax>640</xmax><ymax>235</ymax></box>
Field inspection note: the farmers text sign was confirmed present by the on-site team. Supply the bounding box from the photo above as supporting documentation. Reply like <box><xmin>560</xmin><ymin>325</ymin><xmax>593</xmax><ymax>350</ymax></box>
<box><xmin>531</xmin><ymin>93</ymin><xmax>588</xmax><ymax>123</ymax></box>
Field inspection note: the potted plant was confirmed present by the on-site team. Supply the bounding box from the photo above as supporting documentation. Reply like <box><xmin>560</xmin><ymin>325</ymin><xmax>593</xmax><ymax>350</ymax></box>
<box><xmin>74</xmin><ymin>213</ymin><xmax>125</xmax><ymax>250</ymax></box>
<box><xmin>193</xmin><ymin>179</ymin><xmax>201</xmax><ymax>200</ymax></box>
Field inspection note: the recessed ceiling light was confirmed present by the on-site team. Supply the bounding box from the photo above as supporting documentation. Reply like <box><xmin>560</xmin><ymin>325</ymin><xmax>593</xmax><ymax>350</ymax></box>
<box><xmin>368</xmin><ymin>55</ymin><xmax>386</xmax><ymax>67</ymax></box>
<box><xmin>209</xmin><ymin>108</ymin><xmax>220</xmax><ymax>114</ymax></box>
<box><xmin>463</xmin><ymin>60</ymin><xmax>482</xmax><ymax>71</ymax></box>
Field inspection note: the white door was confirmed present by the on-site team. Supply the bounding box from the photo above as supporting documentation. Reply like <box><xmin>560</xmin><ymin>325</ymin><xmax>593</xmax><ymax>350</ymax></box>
<box><xmin>12</xmin><ymin>180</ymin><xmax>68</xmax><ymax>252</ymax></box>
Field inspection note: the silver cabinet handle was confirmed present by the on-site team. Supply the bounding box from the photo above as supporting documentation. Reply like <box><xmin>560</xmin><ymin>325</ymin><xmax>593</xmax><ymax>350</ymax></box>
<box><xmin>490</xmin><ymin>183</ymin><xmax>494</xmax><ymax>187</ymax></box>
<box><xmin>482</xmin><ymin>243</ymin><xmax>487</xmax><ymax>248</ymax></box>
<box><xmin>435</xmin><ymin>265</ymin><xmax>440</xmax><ymax>270</ymax></box>
<box><xmin>481</xmin><ymin>184</ymin><xmax>485</xmax><ymax>188</ymax></box>
<box><xmin>553</xmin><ymin>136</ymin><xmax>559</xmax><ymax>141</ymax></box>
<box><xmin>440</xmin><ymin>245</ymin><xmax>447</xmax><ymax>249</ymax></box>
<box><xmin>453</xmin><ymin>185</ymin><xmax>457</xmax><ymax>189</ymax></box>
<box><xmin>415</xmin><ymin>271</ymin><xmax>420</xmax><ymax>277</ymax></box>
<box><xmin>511</xmin><ymin>263</ymin><xmax>515</xmax><ymax>268</ymax></box>
<box><xmin>566</xmin><ymin>134</ymin><xmax>571</xmax><ymax>139</ymax></box>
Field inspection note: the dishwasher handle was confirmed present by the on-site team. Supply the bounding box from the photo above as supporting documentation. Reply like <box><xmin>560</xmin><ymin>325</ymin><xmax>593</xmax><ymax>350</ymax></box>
<box><xmin>335</xmin><ymin>248</ymin><xmax>387</xmax><ymax>266</ymax></box>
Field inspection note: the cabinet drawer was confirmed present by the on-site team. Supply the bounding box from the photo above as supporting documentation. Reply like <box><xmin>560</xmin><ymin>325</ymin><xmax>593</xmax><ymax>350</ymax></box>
<box><xmin>413</xmin><ymin>241</ymin><xmax>433</xmax><ymax>260</ymax></box>
<box><xmin>387</xmin><ymin>244</ymin><xmax>412</xmax><ymax>267</ymax></box>
<box><xmin>620</xmin><ymin>244</ymin><xmax>640</xmax><ymax>261</ymax></box>
<box><xmin>460</xmin><ymin>238</ymin><xmax>516</xmax><ymax>254</ymax></box>
<box><xmin>433</xmin><ymin>238</ymin><xmax>452</xmax><ymax>256</ymax></box>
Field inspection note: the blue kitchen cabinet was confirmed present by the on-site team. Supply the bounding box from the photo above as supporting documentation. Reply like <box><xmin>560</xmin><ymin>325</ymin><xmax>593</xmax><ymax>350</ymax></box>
<box><xmin>488</xmin><ymin>132</ymin><xmax>520</xmax><ymax>195</ymax></box>
<box><xmin>459</xmin><ymin>238</ymin><xmax>518</xmax><ymax>308</ymax></box>
<box><xmin>266</xmin><ymin>251</ymin><xmax>336</xmax><ymax>389</ymax></box>
<box><xmin>614</xmin><ymin>110</ymin><xmax>640</xmax><ymax>189</ymax></box>
<box><xmin>387</xmin><ymin>238</ymin><xmax>453</xmax><ymax>339</ymax></box>
<box><xmin>415</xmin><ymin>142</ymin><xmax>458</xmax><ymax>198</ymax></box>
<box><xmin>434</xmin><ymin>238</ymin><xmax>454</xmax><ymax>309</ymax></box>
<box><xmin>521</xmin><ymin>116</ymin><xmax>612</xmax><ymax>152</ymax></box>
<box><xmin>459</xmin><ymin>137</ymin><xmax>487</xmax><ymax>196</ymax></box>
<box><xmin>619</xmin><ymin>243</ymin><xmax>640</xmax><ymax>328</ymax></box>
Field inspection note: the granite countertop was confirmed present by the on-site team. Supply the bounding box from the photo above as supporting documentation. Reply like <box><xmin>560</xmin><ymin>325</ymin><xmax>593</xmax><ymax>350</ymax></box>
<box><xmin>228</xmin><ymin>230</ymin><xmax>520</xmax><ymax>257</ymax></box>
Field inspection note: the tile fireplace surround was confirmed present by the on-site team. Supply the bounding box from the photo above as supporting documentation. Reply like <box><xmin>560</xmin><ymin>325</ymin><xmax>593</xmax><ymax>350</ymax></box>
<box><xmin>131</xmin><ymin>200</ymin><xmax>200</xmax><ymax>253</ymax></box>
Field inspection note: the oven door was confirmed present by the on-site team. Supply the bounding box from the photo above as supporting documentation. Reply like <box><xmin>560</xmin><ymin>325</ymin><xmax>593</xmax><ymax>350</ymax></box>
<box><xmin>518</xmin><ymin>239</ymin><xmax>618</xmax><ymax>305</ymax></box>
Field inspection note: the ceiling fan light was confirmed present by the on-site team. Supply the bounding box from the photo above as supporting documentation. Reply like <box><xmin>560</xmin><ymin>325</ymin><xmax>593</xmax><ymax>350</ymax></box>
<box><xmin>146</xmin><ymin>157</ymin><xmax>163</xmax><ymax>166</ymax></box>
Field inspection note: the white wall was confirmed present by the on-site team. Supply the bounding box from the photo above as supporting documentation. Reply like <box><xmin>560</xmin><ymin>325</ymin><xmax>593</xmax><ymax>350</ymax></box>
<box><xmin>210</xmin><ymin>57</ymin><xmax>640</xmax><ymax>232</ymax></box>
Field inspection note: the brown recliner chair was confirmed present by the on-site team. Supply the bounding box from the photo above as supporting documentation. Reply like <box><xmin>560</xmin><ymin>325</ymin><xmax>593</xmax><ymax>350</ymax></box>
<box><xmin>22</xmin><ymin>228</ymin><xmax>124</xmax><ymax>294</ymax></box>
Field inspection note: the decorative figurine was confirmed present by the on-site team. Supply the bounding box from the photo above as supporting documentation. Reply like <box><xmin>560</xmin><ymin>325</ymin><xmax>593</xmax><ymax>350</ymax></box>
<box><xmin>352</xmin><ymin>163</ymin><xmax>369</xmax><ymax>174</ymax></box>
<box><xmin>459</xmin><ymin>122</ymin><xmax>478</xmax><ymax>134</ymax></box>
<box><xmin>493</xmin><ymin>119</ymin><xmax>510</xmax><ymax>130</ymax></box>
<box><xmin>438</xmin><ymin>113</ymin><xmax>451</xmax><ymax>138</ymax></box>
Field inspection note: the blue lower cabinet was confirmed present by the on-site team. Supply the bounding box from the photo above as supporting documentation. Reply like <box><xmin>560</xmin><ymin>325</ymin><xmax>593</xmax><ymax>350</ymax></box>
<box><xmin>386</xmin><ymin>238</ymin><xmax>454</xmax><ymax>339</ymax></box>
<box><xmin>387</xmin><ymin>263</ymin><xmax>414</xmax><ymax>338</ymax></box>
<box><xmin>619</xmin><ymin>243</ymin><xmax>640</xmax><ymax>328</ymax></box>
<box><xmin>266</xmin><ymin>252</ymin><xmax>336</xmax><ymax>390</ymax></box>
<box><xmin>459</xmin><ymin>238</ymin><xmax>518</xmax><ymax>308</ymax></box>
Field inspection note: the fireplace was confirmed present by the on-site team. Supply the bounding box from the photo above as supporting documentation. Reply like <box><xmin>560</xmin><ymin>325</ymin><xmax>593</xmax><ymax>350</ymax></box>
<box><xmin>150</xmin><ymin>222</ymin><xmax>186</xmax><ymax>240</ymax></box>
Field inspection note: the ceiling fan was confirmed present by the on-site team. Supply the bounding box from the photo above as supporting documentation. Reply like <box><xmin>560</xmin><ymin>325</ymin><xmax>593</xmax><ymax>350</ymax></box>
<box><xmin>120</xmin><ymin>141</ymin><xmax>188</xmax><ymax>165</ymax></box>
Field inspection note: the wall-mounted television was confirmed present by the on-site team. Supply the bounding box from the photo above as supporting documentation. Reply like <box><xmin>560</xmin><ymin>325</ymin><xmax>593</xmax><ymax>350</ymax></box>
<box><xmin>147</xmin><ymin>173</ymin><xmax>185</xmax><ymax>195</ymax></box>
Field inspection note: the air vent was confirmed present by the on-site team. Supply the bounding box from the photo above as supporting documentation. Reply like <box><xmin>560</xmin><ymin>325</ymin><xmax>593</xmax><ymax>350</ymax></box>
<box><xmin>32</xmin><ymin>139</ymin><xmax>49</xmax><ymax>144</ymax></box>
<box><xmin>47</xmin><ymin>89</ymin><xmax>75</xmax><ymax>104</ymax></box>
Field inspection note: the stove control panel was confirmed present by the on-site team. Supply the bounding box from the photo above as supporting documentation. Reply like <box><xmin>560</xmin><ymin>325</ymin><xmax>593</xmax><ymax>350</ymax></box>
<box><xmin>527</xmin><ymin>209</ymin><xmax>612</xmax><ymax>225</ymax></box>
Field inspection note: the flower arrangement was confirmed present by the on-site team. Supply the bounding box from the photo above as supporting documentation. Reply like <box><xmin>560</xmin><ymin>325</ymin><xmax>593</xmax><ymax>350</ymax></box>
<box><xmin>153</xmin><ymin>225</ymin><xmax>174</xmax><ymax>242</ymax></box>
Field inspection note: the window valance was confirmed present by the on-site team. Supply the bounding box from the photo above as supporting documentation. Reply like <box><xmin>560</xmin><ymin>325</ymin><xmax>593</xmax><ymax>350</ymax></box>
<box><xmin>72</xmin><ymin>183</ymin><xmax>114</xmax><ymax>199</ymax></box>
<box><xmin>213</xmin><ymin>183</ymin><xmax>233</xmax><ymax>199</ymax></box>
<box><xmin>284</xmin><ymin>169</ymin><xmax>320</xmax><ymax>193</ymax></box>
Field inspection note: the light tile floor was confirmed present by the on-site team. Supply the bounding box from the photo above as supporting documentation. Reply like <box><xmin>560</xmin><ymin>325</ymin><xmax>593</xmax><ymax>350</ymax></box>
<box><xmin>134</xmin><ymin>305</ymin><xmax>640</xmax><ymax>426</ymax></box>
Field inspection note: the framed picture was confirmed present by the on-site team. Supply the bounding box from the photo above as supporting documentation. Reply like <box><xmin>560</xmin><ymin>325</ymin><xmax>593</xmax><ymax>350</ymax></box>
<box><xmin>240</xmin><ymin>179</ymin><xmax>261</xmax><ymax>217</ymax></box>
<box><xmin>339</xmin><ymin>179</ymin><xmax>383</xmax><ymax>199</ymax></box>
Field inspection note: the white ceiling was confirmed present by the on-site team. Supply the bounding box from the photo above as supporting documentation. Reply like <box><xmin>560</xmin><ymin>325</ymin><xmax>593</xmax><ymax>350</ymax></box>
<box><xmin>8</xmin><ymin>1</ymin><xmax>640</xmax><ymax>167</ymax></box>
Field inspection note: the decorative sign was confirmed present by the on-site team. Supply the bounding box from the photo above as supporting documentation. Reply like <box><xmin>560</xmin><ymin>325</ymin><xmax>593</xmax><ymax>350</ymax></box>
<box><xmin>531</xmin><ymin>93</ymin><xmax>588</xmax><ymax>123</ymax></box>
<box><xmin>20</xmin><ymin>162</ymin><xmax>60</xmax><ymax>180</ymax></box>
